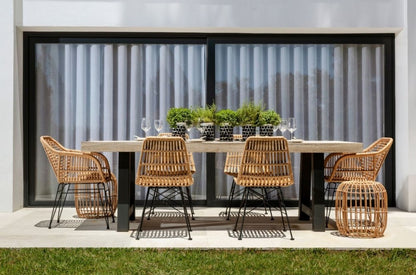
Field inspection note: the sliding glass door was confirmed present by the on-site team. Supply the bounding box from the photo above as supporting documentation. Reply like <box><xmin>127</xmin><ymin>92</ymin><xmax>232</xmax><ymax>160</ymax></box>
<box><xmin>214</xmin><ymin>43</ymin><xmax>385</xmax><ymax>200</ymax></box>
<box><xmin>32</xmin><ymin>42</ymin><xmax>206</xmax><ymax>202</ymax></box>
<box><xmin>25</xmin><ymin>34</ymin><xmax>394</xmax><ymax>206</ymax></box>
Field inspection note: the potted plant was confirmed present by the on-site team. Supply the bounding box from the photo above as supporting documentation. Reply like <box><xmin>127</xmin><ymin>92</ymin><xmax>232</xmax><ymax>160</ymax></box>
<box><xmin>215</xmin><ymin>109</ymin><xmax>238</xmax><ymax>141</ymax></box>
<box><xmin>194</xmin><ymin>104</ymin><xmax>216</xmax><ymax>141</ymax></box>
<box><xmin>166</xmin><ymin>107</ymin><xmax>193</xmax><ymax>140</ymax></box>
<box><xmin>236</xmin><ymin>102</ymin><xmax>263</xmax><ymax>141</ymax></box>
<box><xmin>258</xmin><ymin>110</ymin><xmax>281</xmax><ymax>136</ymax></box>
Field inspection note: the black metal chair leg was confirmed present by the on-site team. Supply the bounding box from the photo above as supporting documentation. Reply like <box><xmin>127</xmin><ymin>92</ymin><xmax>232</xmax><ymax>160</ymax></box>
<box><xmin>136</xmin><ymin>187</ymin><xmax>151</xmax><ymax>240</ymax></box>
<box><xmin>276</xmin><ymin>188</ymin><xmax>286</xmax><ymax>230</ymax></box>
<box><xmin>263</xmin><ymin>188</ymin><xmax>274</xmax><ymax>220</ymax></box>
<box><xmin>261</xmin><ymin>188</ymin><xmax>269</xmax><ymax>215</ymax></box>
<box><xmin>226</xmin><ymin>179</ymin><xmax>236</xmax><ymax>220</ymax></box>
<box><xmin>48</xmin><ymin>184</ymin><xmax>65</xmax><ymax>229</ymax></box>
<box><xmin>149</xmin><ymin>187</ymin><xmax>158</xmax><ymax>216</ymax></box>
<box><xmin>179</xmin><ymin>187</ymin><xmax>192</xmax><ymax>240</ymax></box>
<box><xmin>105</xmin><ymin>182</ymin><xmax>115</xmax><ymax>223</ymax></box>
<box><xmin>238</xmin><ymin>188</ymin><xmax>249</xmax><ymax>240</ymax></box>
<box><xmin>278</xmin><ymin>188</ymin><xmax>294</xmax><ymax>240</ymax></box>
<box><xmin>56</xmin><ymin>184</ymin><xmax>70</xmax><ymax>223</ymax></box>
<box><xmin>326</xmin><ymin>182</ymin><xmax>337</xmax><ymax>227</ymax></box>
<box><xmin>147</xmin><ymin>188</ymin><xmax>157</xmax><ymax>220</ymax></box>
<box><xmin>233</xmin><ymin>188</ymin><xmax>247</xmax><ymax>231</ymax></box>
<box><xmin>96</xmin><ymin>183</ymin><xmax>110</xmax><ymax>230</ymax></box>
<box><xmin>186</xmin><ymin>187</ymin><xmax>195</xmax><ymax>220</ymax></box>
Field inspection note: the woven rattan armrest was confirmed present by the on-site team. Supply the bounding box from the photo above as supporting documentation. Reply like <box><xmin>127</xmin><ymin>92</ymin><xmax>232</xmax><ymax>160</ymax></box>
<box><xmin>326</xmin><ymin>152</ymin><xmax>379</xmax><ymax>182</ymax></box>
<box><xmin>55</xmin><ymin>150</ymin><xmax>107</xmax><ymax>183</ymax></box>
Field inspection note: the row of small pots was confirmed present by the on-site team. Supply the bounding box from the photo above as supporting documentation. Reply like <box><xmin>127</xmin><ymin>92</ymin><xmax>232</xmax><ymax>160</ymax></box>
<box><xmin>172</xmin><ymin>123</ymin><xmax>274</xmax><ymax>141</ymax></box>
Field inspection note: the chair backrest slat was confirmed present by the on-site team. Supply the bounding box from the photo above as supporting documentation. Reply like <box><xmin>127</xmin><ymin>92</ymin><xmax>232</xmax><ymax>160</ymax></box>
<box><xmin>136</xmin><ymin>137</ymin><xmax>193</xmax><ymax>187</ymax></box>
<box><xmin>237</xmin><ymin>136</ymin><xmax>294</xmax><ymax>187</ymax></box>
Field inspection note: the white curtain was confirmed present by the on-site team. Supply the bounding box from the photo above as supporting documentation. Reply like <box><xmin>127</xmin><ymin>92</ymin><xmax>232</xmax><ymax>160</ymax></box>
<box><xmin>34</xmin><ymin>43</ymin><xmax>206</xmax><ymax>200</ymax></box>
<box><xmin>33</xmin><ymin>42</ymin><xmax>385</xmax><ymax>203</ymax></box>
<box><xmin>215</xmin><ymin>44</ymin><xmax>385</xmax><ymax>200</ymax></box>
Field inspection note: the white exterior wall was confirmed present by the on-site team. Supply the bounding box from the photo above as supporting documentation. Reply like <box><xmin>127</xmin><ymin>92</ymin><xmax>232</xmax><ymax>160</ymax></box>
<box><xmin>2</xmin><ymin>0</ymin><xmax>415</xmax><ymax>211</ymax></box>
<box><xmin>396</xmin><ymin>0</ymin><xmax>416</xmax><ymax>211</ymax></box>
<box><xmin>0</xmin><ymin>0</ymin><xmax>23</xmax><ymax>212</ymax></box>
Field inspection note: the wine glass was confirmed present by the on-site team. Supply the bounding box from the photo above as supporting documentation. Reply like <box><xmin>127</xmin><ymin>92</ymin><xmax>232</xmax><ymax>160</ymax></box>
<box><xmin>141</xmin><ymin>117</ymin><xmax>151</xmax><ymax>137</ymax></box>
<box><xmin>154</xmin><ymin>119</ymin><xmax>163</xmax><ymax>134</ymax></box>
<box><xmin>185</xmin><ymin>122</ymin><xmax>193</xmax><ymax>135</ymax></box>
<box><xmin>279</xmin><ymin>119</ymin><xmax>288</xmax><ymax>138</ymax></box>
<box><xmin>288</xmin><ymin>117</ymin><xmax>297</xmax><ymax>140</ymax></box>
<box><xmin>273</xmin><ymin>125</ymin><xmax>279</xmax><ymax>136</ymax></box>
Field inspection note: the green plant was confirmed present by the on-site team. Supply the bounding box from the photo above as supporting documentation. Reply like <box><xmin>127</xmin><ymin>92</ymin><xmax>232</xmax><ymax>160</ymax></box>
<box><xmin>215</xmin><ymin>109</ymin><xmax>238</xmax><ymax>126</ymax></box>
<box><xmin>236</xmin><ymin>102</ymin><xmax>263</xmax><ymax>126</ymax></box>
<box><xmin>193</xmin><ymin>103</ymin><xmax>217</xmax><ymax>124</ymax></box>
<box><xmin>166</xmin><ymin>107</ymin><xmax>193</xmax><ymax>128</ymax></box>
<box><xmin>258</xmin><ymin>110</ymin><xmax>281</xmax><ymax>126</ymax></box>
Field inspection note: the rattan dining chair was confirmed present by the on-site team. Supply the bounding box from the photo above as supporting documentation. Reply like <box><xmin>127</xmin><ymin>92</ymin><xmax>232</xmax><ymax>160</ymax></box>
<box><xmin>157</xmin><ymin>133</ymin><xmax>195</xmax><ymax>218</ymax></box>
<box><xmin>324</xmin><ymin>137</ymin><xmax>393</xmax><ymax>226</ymax></box>
<box><xmin>135</xmin><ymin>137</ymin><xmax>194</xmax><ymax>240</ymax></box>
<box><xmin>40</xmin><ymin>136</ymin><xmax>116</xmax><ymax>229</ymax></box>
<box><xmin>223</xmin><ymin>134</ymin><xmax>243</xmax><ymax>220</ymax></box>
<box><xmin>233</xmin><ymin>136</ymin><xmax>295</xmax><ymax>240</ymax></box>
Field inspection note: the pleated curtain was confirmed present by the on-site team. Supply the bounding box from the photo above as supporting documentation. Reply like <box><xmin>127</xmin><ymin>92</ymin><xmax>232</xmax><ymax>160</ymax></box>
<box><xmin>215</xmin><ymin>44</ymin><xmax>384</xmax><ymax>199</ymax></box>
<box><xmin>34</xmin><ymin>42</ymin><xmax>385</xmax><ymax>202</ymax></box>
<box><xmin>34</xmin><ymin>43</ymin><xmax>206</xmax><ymax>200</ymax></box>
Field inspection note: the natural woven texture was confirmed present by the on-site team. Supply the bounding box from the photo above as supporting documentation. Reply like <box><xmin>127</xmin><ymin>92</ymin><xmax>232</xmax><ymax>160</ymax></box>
<box><xmin>40</xmin><ymin>136</ymin><xmax>117</xmax><ymax>218</ymax></box>
<box><xmin>158</xmin><ymin>133</ymin><xmax>195</xmax><ymax>173</ymax></box>
<box><xmin>335</xmin><ymin>180</ymin><xmax>388</xmax><ymax>238</ymax></box>
<box><xmin>74</xmin><ymin>173</ymin><xmax>118</xmax><ymax>218</ymax></box>
<box><xmin>158</xmin><ymin>132</ymin><xmax>189</xmax><ymax>140</ymax></box>
<box><xmin>223</xmin><ymin>135</ymin><xmax>243</xmax><ymax>177</ymax></box>
<box><xmin>324</xmin><ymin>137</ymin><xmax>393</xmax><ymax>182</ymax></box>
<box><xmin>233</xmin><ymin>134</ymin><xmax>242</xmax><ymax>140</ymax></box>
<box><xmin>136</xmin><ymin>137</ymin><xmax>194</xmax><ymax>187</ymax></box>
<box><xmin>235</xmin><ymin>136</ymin><xmax>294</xmax><ymax>188</ymax></box>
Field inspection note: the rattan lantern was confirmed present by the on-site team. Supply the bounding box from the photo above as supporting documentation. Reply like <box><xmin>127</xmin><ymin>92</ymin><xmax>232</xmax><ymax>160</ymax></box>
<box><xmin>335</xmin><ymin>180</ymin><xmax>388</xmax><ymax>238</ymax></box>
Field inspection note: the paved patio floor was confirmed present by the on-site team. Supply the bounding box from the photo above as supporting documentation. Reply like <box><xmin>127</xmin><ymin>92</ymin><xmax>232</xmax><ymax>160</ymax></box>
<box><xmin>0</xmin><ymin>207</ymin><xmax>415</xmax><ymax>249</ymax></box>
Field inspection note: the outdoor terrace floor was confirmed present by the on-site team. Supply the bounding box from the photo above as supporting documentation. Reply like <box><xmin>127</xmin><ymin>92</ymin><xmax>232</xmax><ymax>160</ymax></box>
<box><xmin>0</xmin><ymin>207</ymin><xmax>415</xmax><ymax>249</ymax></box>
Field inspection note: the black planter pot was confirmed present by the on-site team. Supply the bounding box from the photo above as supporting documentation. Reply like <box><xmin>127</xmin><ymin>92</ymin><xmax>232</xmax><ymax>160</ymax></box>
<box><xmin>260</xmin><ymin>124</ymin><xmax>273</xmax><ymax>136</ymax></box>
<box><xmin>201</xmin><ymin>123</ymin><xmax>215</xmax><ymax>141</ymax></box>
<box><xmin>172</xmin><ymin>123</ymin><xmax>187</xmax><ymax>140</ymax></box>
<box><xmin>242</xmin><ymin>125</ymin><xmax>256</xmax><ymax>141</ymax></box>
<box><xmin>219</xmin><ymin>125</ymin><xmax>234</xmax><ymax>141</ymax></box>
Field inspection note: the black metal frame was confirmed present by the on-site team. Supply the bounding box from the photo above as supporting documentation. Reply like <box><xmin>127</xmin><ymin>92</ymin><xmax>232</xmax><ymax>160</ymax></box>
<box><xmin>136</xmin><ymin>187</ymin><xmax>193</xmax><ymax>240</ymax></box>
<box><xmin>23</xmin><ymin>32</ymin><xmax>396</xmax><ymax>208</ymax></box>
<box><xmin>48</xmin><ymin>182</ymin><xmax>115</xmax><ymax>229</ymax></box>
<box><xmin>233</xmin><ymin>187</ymin><xmax>294</xmax><ymax>241</ymax></box>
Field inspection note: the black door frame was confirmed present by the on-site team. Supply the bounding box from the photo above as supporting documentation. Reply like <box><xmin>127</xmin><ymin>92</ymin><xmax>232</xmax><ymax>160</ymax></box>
<box><xmin>23</xmin><ymin>32</ymin><xmax>395</xmax><ymax>207</ymax></box>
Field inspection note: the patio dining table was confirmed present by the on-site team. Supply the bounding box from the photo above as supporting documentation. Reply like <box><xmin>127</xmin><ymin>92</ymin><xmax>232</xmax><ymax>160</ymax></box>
<box><xmin>81</xmin><ymin>139</ymin><xmax>363</xmax><ymax>232</ymax></box>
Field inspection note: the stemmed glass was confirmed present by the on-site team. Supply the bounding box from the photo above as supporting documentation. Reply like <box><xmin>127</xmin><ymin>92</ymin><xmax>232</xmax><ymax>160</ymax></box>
<box><xmin>141</xmin><ymin>117</ymin><xmax>151</xmax><ymax>137</ymax></box>
<box><xmin>273</xmin><ymin>125</ymin><xmax>279</xmax><ymax>136</ymax></box>
<box><xmin>279</xmin><ymin>119</ymin><xmax>288</xmax><ymax>138</ymax></box>
<box><xmin>185</xmin><ymin>122</ymin><xmax>193</xmax><ymax>136</ymax></box>
<box><xmin>154</xmin><ymin>119</ymin><xmax>163</xmax><ymax>135</ymax></box>
<box><xmin>288</xmin><ymin>117</ymin><xmax>297</xmax><ymax>140</ymax></box>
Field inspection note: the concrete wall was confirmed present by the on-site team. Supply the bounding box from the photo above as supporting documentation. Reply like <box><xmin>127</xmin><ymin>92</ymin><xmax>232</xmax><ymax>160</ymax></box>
<box><xmin>22</xmin><ymin>0</ymin><xmax>404</xmax><ymax>31</ymax></box>
<box><xmin>2</xmin><ymin>0</ymin><xmax>415</xmax><ymax>211</ymax></box>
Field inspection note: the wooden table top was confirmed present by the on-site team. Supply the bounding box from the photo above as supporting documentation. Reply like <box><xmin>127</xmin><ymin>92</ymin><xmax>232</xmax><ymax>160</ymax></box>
<box><xmin>81</xmin><ymin>139</ymin><xmax>363</xmax><ymax>153</ymax></box>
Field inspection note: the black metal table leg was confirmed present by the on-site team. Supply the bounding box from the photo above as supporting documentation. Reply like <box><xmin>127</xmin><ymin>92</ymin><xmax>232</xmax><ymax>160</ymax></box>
<box><xmin>117</xmin><ymin>152</ymin><xmax>135</xmax><ymax>232</ymax></box>
<box><xmin>299</xmin><ymin>153</ymin><xmax>312</xmax><ymax>221</ymax></box>
<box><xmin>206</xmin><ymin>153</ymin><xmax>216</xmax><ymax>206</ymax></box>
<box><xmin>311</xmin><ymin>153</ymin><xmax>325</xmax><ymax>231</ymax></box>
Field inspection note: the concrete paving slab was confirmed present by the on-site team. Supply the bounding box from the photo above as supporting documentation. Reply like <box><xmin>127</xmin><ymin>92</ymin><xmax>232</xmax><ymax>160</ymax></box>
<box><xmin>0</xmin><ymin>207</ymin><xmax>415</xmax><ymax>249</ymax></box>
